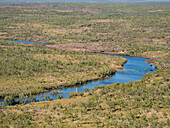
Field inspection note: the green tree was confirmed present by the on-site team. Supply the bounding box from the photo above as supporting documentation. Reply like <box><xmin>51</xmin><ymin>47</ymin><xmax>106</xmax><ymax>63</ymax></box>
<box><xmin>4</xmin><ymin>96</ymin><xmax>15</xmax><ymax>105</ymax></box>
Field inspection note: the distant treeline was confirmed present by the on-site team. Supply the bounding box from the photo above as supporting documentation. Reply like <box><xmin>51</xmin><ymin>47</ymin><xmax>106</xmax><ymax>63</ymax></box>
<box><xmin>1</xmin><ymin>0</ymin><xmax>170</xmax><ymax>3</ymax></box>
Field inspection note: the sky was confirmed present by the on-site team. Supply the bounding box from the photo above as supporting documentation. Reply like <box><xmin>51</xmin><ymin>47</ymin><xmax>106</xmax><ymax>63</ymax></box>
<box><xmin>0</xmin><ymin>0</ymin><xmax>170</xmax><ymax>3</ymax></box>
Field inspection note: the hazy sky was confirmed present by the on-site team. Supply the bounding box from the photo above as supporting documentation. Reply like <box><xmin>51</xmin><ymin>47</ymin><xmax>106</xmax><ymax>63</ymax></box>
<box><xmin>1</xmin><ymin>0</ymin><xmax>170</xmax><ymax>3</ymax></box>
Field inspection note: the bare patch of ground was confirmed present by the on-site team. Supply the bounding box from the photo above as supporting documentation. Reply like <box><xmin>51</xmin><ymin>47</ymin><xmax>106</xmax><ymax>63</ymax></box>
<box><xmin>82</xmin><ymin>8</ymin><xmax>100</xmax><ymax>14</ymax></box>
<box><xmin>47</xmin><ymin>43</ymin><xmax>122</xmax><ymax>53</ymax></box>
<box><xmin>148</xmin><ymin>10</ymin><xmax>164</xmax><ymax>12</ymax></box>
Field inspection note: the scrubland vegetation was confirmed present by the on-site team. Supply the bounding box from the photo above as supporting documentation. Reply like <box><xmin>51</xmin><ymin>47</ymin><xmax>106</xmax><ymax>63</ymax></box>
<box><xmin>0</xmin><ymin>41</ymin><xmax>126</xmax><ymax>99</ymax></box>
<box><xmin>1</xmin><ymin>68</ymin><xmax>169</xmax><ymax>127</ymax></box>
<box><xmin>0</xmin><ymin>2</ymin><xmax>169</xmax><ymax>128</ymax></box>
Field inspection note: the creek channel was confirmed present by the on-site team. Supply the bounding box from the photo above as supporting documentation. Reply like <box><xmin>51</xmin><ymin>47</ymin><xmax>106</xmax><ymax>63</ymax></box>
<box><xmin>1</xmin><ymin>40</ymin><xmax>157</xmax><ymax>105</ymax></box>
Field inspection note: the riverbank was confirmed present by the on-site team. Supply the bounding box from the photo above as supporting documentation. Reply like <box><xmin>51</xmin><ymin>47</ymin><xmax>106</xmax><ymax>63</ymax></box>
<box><xmin>1</xmin><ymin>42</ymin><xmax>157</xmax><ymax>106</ymax></box>
<box><xmin>0</xmin><ymin>2</ymin><xmax>169</xmax><ymax>127</ymax></box>
<box><xmin>0</xmin><ymin>40</ymin><xmax>159</xmax><ymax>104</ymax></box>
<box><xmin>48</xmin><ymin>43</ymin><xmax>169</xmax><ymax>69</ymax></box>
<box><xmin>0</xmin><ymin>40</ymin><xmax>127</xmax><ymax>100</ymax></box>
<box><xmin>1</xmin><ymin>64</ymin><xmax>169</xmax><ymax>128</ymax></box>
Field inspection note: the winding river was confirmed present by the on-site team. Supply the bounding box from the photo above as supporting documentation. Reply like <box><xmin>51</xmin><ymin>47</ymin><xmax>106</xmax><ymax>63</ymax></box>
<box><xmin>1</xmin><ymin>41</ymin><xmax>157</xmax><ymax>105</ymax></box>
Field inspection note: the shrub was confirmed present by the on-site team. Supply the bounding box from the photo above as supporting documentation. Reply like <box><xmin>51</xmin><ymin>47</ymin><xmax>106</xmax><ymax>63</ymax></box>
<box><xmin>84</xmin><ymin>88</ymin><xmax>89</xmax><ymax>92</ymax></box>
<box><xmin>79</xmin><ymin>92</ymin><xmax>84</xmax><ymax>97</ymax></box>
<box><xmin>4</xmin><ymin>96</ymin><xmax>15</xmax><ymax>105</ymax></box>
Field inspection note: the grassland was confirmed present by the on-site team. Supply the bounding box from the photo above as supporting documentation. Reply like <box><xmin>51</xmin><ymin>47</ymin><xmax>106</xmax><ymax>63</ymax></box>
<box><xmin>0</xmin><ymin>2</ymin><xmax>169</xmax><ymax>128</ymax></box>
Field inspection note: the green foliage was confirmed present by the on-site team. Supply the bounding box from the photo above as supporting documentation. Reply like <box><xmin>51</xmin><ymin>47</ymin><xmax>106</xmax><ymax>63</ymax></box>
<box><xmin>97</xmin><ymin>68</ymin><xmax>115</xmax><ymax>78</ymax></box>
<box><xmin>0</xmin><ymin>111</ymin><xmax>37</xmax><ymax>128</ymax></box>
<box><xmin>84</xmin><ymin>88</ymin><xmax>89</xmax><ymax>92</ymax></box>
<box><xmin>4</xmin><ymin>95</ymin><xmax>15</xmax><ymax>105</ymax></box>
<box><xmin>67</xmin><ymin>92</ymin><xmax>78</xmax><ymax>98</ymax></box>
<box><xmin>0</xmin><ymin>41</ymin><xmax>125</xmax><ymax>99</ymax></box>
<box><xmin>0</xmin><ymin>2</ymin><xmax>169</xmax><ymax>128</ymax></box>
<box><xmin>78</xmin><ymin>92</ymin><xmax>84</xmax><ymax>97</ymax></box>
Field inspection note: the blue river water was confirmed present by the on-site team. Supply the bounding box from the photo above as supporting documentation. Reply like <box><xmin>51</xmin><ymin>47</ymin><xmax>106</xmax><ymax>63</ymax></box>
<box><xmin>8</xmin><ymin>40</ymin><xmax>54</xmax><ymax>45</ymax></box>
<box><xmin>0</xmin><ymin>40</ymin><xmax>157</xmax><ymax>105</ymax></box>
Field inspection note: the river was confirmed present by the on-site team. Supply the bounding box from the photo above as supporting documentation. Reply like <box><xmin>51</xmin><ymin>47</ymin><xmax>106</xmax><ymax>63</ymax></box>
<box><xmin>0</xmin><ymin>40</ymin><xmax>157</xmax><ymax>105</ymax></box>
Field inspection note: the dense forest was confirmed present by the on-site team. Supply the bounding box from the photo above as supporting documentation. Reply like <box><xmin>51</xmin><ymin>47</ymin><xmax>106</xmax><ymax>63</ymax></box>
<box><xmin>0</xmin><ymin>2</ymin><xmax>169</xmax><ymax>127</ymax></box>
